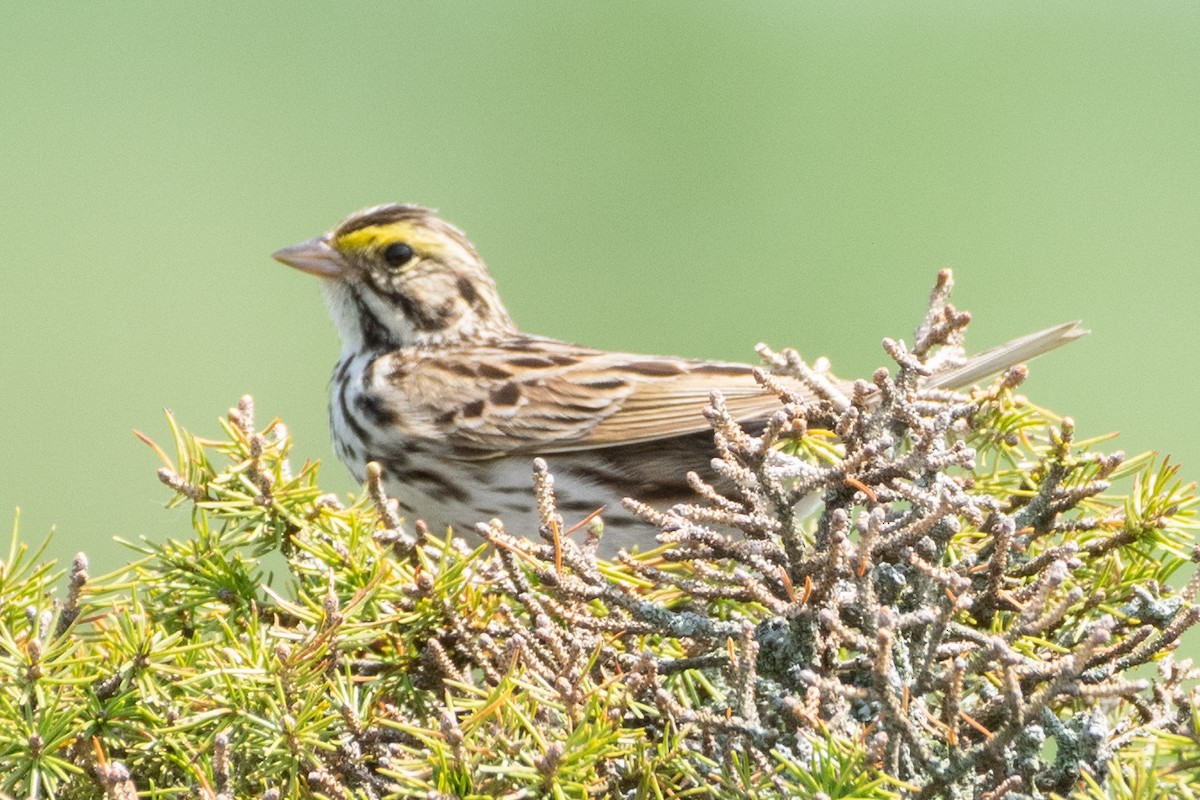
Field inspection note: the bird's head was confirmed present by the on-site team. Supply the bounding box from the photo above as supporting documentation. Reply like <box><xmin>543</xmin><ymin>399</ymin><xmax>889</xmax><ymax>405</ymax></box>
<box><xmin>273</xmin><ymin>204</ymin><xmax>516</xmax><ymax>351</ymax></box>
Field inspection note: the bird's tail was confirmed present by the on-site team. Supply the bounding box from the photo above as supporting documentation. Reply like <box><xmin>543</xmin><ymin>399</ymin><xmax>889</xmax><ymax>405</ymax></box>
<box><xmin>926</xmin><ymin>320</ymin><xmax>1087</xmax><ymax>390</ymax></box>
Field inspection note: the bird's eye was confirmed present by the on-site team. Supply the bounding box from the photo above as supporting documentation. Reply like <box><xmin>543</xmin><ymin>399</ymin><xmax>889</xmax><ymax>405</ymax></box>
<box><xmin>382</xmin><ymin>242</ymin><xmax>415</xmax><ymax>268</ymax></box>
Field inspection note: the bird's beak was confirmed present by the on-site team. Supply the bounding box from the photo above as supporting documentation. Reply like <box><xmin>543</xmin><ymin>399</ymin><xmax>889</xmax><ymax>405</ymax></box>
<box><xmin>272</xmin><ymin>236</ymin><xmax>349</xmax><ymax>279</ymax></box>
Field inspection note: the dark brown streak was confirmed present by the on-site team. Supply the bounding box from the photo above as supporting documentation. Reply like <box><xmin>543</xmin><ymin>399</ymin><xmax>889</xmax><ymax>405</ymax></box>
<box><xmin>361</xmin><ymin>355</ymin><xmax>384</xmax><ymax>388</ymax></box>
<box><xmin>624</xmin><ymin>360</ymin><xmax>686</xmax><ymax>376</ymax></box>
<box><xmin>489</xmin><ymin>382</ymin><xmax>521</xmax><ymax>406</ymax></box>
<box><xmin>355</xmin><ymin>393</ymin><xmax>399</xmax><ymax>426</ymax></box>
<box><xmin>456</xmin><ymin>275</ymin><xmax>479</xmax><ymax>306</ymax></box>
<box><xmin>564</xmin><ymin>463</ymin><xmax>623</xmax><ymax>485</ymax></box>
<box><xmin>337</xmin><ymin>380</ymin><xmax>373</xmax><ymax>444</ymax></box>
<box><xmin>600</xmin><ymin>516</ymin><xmax>641</xmax><ymax>530</ymax></box>
<box><xmin>334</xmin><ymin>204</ymin><xmax>433</xmax><ymax>236</ymax></box>
<box><xmin>333</xmin><ymin>357</ymin><xmax>352</xmax><ymax>385</ymax></box>
<box><xmin>477</xmin><ymin>363</ymin><xmax>511</xmax><ymax>379</ymax></box>
<box><xmin>558</xmin><ymin>498</ymin><xmax>608</xmax><ymax>514</ymax></box>
<box><xmin>445</xmin><ymin>362</ymin><xmax>476</xmax><ymax>377</ymax></box>
<box><xmin>579</xmin><ymin>377</ymin><xmax>627</xmax><ymax>390</ymax></box>
<box><xmin>407</xmin><ymin>469</ymin><xmax>470</xmax><ymax>503</ymax></box>
<box><xmin>627</xmin><ymin>482</ymin><xmax>692</xmax><ymax>502</ymax></box>
<box><xmin>349</xmin><ymin>286</ymin><xmax>400</xmax><ymax>351</ymax></box>
<box><xmin>505</xmin><ymin>355</ymin><xmax>557</xmax><ymax>368</ymax></box>
<box><xmin>691</xmin><ymin>363</ymin><xmax>754</xmax><ymax>377</ymax></box>
<box><xmin>395</xmin><ymin>289</ymin><xmax>455</xmax><ymax>332</ymax></box>
<box><xmin>504</xmin><ymin>352</ymin><xmax>580</xmax><ymax>367</ymax></box>
<box><xmin>378</xmin><ymin>453</ymin><xmax>410</xmax><ymax>471</ymax></box>
<box><xmin>394</xmin><ymin>291</ymin><xmax>421</xmax><ymax>327</ymax></box>
<box><xmin>449</xmin><ymin>442</ymin><xmax>499</xmax><ymax>458</ymax></box>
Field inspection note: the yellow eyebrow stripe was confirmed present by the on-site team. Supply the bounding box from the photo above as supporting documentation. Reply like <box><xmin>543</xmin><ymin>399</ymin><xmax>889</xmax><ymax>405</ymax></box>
<box><xmin>334</xmin><ymin>223</ymin><xmax>449</xmax><ymax>257</ymax></box>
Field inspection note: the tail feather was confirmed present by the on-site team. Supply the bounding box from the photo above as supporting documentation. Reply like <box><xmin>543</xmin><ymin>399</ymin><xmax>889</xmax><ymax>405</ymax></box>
<box><xmin>927</xmin><ymin>321</ymin><xmax>1087</xmax><ymax>390</ymax></box>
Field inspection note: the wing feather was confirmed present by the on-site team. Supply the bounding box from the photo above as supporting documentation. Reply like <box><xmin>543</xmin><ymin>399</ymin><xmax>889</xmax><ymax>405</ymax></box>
<box><xmin>409</xmin><ymin>342</ymin><xmax>791</xmax><ymax>457</ymax></box>
<box><xmin>392</xmin><ymin>322</ymin><xmax>1084</xmax><ymax>460</ymax></box>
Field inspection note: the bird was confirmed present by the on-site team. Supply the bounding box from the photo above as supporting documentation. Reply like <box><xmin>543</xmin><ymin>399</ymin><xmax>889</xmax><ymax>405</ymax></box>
<box><xmin>273</xmin><ymin>203</ymin><xmax>1082</xmax><ymax>549</ymax></box>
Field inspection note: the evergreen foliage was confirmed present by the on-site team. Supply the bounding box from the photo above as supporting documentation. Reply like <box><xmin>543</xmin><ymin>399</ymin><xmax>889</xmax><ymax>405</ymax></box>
<box><xmin>2</xmin><ymin>278</ymin><xmax>1198</xmax><ymax>798</ymax></box>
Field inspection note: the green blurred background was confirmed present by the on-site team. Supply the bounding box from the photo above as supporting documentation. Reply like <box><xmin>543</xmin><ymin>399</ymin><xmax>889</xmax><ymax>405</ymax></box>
<box><xmin>1</xmin><ymin>3</ymin><xmax>1197</xmax><ymax>575</ymax></box>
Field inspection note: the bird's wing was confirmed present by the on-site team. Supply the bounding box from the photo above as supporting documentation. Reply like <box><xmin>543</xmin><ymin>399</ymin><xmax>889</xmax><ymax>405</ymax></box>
<box><xmin>534</xmin><ymin>355</ymin><xmax>793</xmax><ymax>451</ymax></box>
<box><xmin>402</xmin><ymin>321</ymin><xmax>1085</xmax><ymax>460</ymax></box>
<box><xmin>404</xmin><ymin>340</ymin><xmax>792</xmax><ymax>458</ymax></box>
